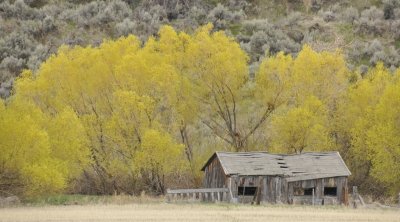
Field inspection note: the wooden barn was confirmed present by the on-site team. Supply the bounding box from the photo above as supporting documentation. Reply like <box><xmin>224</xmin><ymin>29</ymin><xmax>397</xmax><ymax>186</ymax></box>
<box><xmin>201</xmin><ymin>151</ymin><xmax>351</xmax><ymax>205</ymax></box>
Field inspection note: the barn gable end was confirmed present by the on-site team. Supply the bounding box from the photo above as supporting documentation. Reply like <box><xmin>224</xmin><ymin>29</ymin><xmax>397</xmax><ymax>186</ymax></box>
<box><xmin>202</xmin><ymin>153</ymin><xmax>227</xmax><ymax>188</ymax></box>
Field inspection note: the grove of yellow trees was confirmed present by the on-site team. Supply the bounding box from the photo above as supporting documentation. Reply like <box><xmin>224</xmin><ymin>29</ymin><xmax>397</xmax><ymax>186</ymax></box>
<box><xmin>0</xmin><ymin>25</ymin><xmax>399</xmax><ymax>198</ymax></box>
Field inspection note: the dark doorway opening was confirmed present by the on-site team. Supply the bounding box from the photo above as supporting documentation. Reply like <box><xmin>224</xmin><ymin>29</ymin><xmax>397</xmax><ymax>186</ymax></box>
<box><xmin>324</xmin><ymin>187</ymin><xmax>337</xmax><ymax>196</ymax></box>
<box><xmin>238</xmin><ymin>186</ymin><xmax>257</xmax><ymax>196</ymax></box>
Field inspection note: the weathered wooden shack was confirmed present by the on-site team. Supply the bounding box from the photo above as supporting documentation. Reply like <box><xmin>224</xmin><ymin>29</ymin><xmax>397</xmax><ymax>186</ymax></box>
<box><xmin>201</xmin><ymin>151</ymin><xmax>351</xmax><ymax>205</ymax></box>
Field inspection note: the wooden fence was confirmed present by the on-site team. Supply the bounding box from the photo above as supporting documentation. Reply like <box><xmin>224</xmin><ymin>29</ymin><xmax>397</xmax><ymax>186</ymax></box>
<box><xmin>352</xmin><ymin>186</ymin><xmax>365</xmax><ymax>208</ymax></box>
<box><xmin>166</xmin><ymin>188</ymin><xmax>229</xmax><ymax>202</ymax></box>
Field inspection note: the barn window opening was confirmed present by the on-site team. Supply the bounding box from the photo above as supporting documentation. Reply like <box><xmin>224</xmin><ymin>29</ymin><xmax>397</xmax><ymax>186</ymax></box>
<box><xmin>294</xmin><ymin>187</ymin><xmax>303</xmax><ymax>196</ymax></box>
<box><xmin>324</xmin><ymin>187</ymin><xmax>337</xmax><ymax>196</ymax></box>
<box><xmin>238</xmin><ymin>186</ymin><xmax>257</xmax><ymax>196</ymax></box>
<box><xmin>294</xmin><ymin>187</ymin><xmax>314</xmax><ymax>196</ymax></box>
<box><xmin>304</xmin><ymin>188</ymin><xmax>314</xmax><ymax>195</ymax></box>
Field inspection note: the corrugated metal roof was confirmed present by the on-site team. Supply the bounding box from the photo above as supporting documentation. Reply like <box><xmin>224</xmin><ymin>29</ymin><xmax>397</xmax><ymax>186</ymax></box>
<box><xmin>201</xmin><ymin>151</ymin><xmax>351</xmax><ymax>182</ymax></box>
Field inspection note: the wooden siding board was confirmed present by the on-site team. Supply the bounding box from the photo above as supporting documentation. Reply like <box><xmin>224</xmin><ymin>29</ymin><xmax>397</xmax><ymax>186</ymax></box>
<box><xmin>262</xmin><ymin>177</ymin><xmax>268</xmax><ymax>202</ymax></box>
<box><xmin>288</xmin><ymin>176</ymin><xmax>348</xmax><ymax>205</ymax></box>
<box><xmin>203</xmin><ymin>157</ymin><xmax>226</xmax><ymax>188</ymax></box>
<box><xmin>220</xmin><ymin>175</ymin><xmax>349</xmax><ymax>205</ymax></box>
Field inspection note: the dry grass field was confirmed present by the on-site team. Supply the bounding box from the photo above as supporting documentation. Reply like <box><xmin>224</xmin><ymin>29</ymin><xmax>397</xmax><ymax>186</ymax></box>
<box><xmin>0</xmin><ymin>203</ymin><xmax>399</xmax><ymax>222</ymax></box>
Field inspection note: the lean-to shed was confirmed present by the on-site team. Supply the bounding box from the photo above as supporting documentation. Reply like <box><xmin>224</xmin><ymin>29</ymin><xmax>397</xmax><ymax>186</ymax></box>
<box><xmin>201</xmin><ymin>151</ymin><xmax>351</xmax><ymax>205</ymax></box>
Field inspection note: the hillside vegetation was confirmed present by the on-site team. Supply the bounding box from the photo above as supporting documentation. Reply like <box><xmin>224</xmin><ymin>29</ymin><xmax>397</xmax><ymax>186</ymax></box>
<box><xmin>0</xmin><ymin>0</ymin><xmax>400</xmax><ymax>200</ymax></box>
<box><xmin>3</xmin><ymin>0</ymin><xmax>400</xmax><ymax>97</ymax></box>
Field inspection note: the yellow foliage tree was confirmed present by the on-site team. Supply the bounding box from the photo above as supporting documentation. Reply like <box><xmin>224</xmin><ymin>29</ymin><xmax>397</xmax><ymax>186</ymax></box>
<box><xmin>270</xmin><ymin>96</ymin><xmax>332</xmax><ymax>154</ymax></box>
<box><xmin>335</xmin><ymin>63</ymin><xmax>398</xmax><ymax>195</ymax></box>
<box><xmin>256</xmin><ymin>52</ymin><xmax>293</xmax><ymax>107</ymax></box>
<box><xmin>4</xmin><ymin>23</ymin><xmax>400</xmax><ymax>198</ymax></box>
<box><xmin>257</xmin><ymin>45</ymin><xmax>350</xmax><ymax>154</ymax></box>
<box><xmin>0</xmin><ymin>100</ymin><xmax>66</xmax><ymax>197</ymax></box>
<box><xmin>291</xmin><ymin>45</ymin><xmax>349</xmax><ymax>106</ymax></box>
<box><xmin>257</xmin><ymin>45</ymin><xmax>349</xmax><ymax>107</ymax></box>
<box><xmin>134</xmin><ymin>129</ymin><xmax>185</xmax><ymax>194</ymax></box>
<box><xmin>365</xmin><ymin>73</ymin><xmax>400</xmax><ymax>194</ymax></box>
<box><xmin>10</xmin><ymin>26</ymin><xmax>248</xmax><ymax>194</ymax></box>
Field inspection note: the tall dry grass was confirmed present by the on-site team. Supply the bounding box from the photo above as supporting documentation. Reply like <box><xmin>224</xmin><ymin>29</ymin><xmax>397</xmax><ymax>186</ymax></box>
<box><xmin>0</xmin><ymin>202</ymin><xmax>399</xmax><ymax>222</ymax></box>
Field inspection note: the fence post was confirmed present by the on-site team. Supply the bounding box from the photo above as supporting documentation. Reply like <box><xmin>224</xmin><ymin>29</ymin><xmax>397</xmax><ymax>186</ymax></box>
<box><xmin>398</xmin><ymin>193</ymin><xmax>400</xmax><ymax>208</ymax></box>
<box><xmin>242</xmin><ymin>185</ymin><xmax>246</xmax><ymax>203</ymax></box>
<box><xmin>352</xmin><ymin>186</ymin><xmax>358</xmax><ymax>209</ymax></box>
<box><xmin>344</xmin><ymin>186</ymin><xmax>349</xmax><ymax>206</ymax></box>
<box><xmin>312</xmin><ymin>188</ymin><xmax>315</xmax><ymax>206</ymax></box>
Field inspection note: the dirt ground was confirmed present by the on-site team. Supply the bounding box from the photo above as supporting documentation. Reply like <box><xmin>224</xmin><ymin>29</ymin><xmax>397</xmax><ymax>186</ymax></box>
<box><xmin>0</xmin><ymin>203</ymin><xmax>399</xmax><ymax>222</ymax></box>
